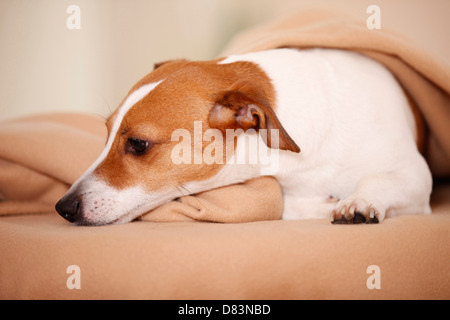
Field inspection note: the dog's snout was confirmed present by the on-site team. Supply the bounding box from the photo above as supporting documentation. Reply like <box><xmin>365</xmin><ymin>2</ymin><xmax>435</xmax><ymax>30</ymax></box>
<box><xmin>55</xmin><ymin>195</ymin><xmax>81</xmax><ymax>223</ymax></box>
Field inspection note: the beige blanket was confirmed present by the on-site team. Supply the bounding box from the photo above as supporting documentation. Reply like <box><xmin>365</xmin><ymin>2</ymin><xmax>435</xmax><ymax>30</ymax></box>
<box><xmin>1</xmin><ymin>4</ymin><xmax>449</xmax><ymax>300</ymax></box>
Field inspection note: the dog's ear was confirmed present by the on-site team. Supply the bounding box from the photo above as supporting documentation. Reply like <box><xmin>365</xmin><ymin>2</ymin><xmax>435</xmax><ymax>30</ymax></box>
<box><xmin>153</xmin><ymin>59</ymin><xmax>188</xmax><ymax>70</ymax></box>
<box><xmin>153</xmin><ymin>60</ymin><xmax>171</xmax><ymax>70</ymax></box>
<box><xmin>209</xmin><ymin>87</ymin><xmax>300</xmax><ymax>153</ymax></box>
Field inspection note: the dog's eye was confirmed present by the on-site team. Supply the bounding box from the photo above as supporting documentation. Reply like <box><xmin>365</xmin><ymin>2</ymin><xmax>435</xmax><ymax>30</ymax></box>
<box><xmin>126</xmin><ymin>138</ymin><xmax>150</xmax><ymax>156</ymax></box>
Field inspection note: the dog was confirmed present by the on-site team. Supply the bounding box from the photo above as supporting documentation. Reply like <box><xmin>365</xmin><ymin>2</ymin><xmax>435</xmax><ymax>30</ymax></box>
<box><xmin>55</xmin><ymin>48</ymin><xmax>432</xmax><ymax>225</ymax></box>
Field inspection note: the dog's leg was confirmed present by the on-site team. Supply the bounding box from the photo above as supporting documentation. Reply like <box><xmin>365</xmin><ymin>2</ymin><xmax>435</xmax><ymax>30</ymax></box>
<box><xmin>282</xmin><ymin>195</ymin><xmax>339</xmax><ymax>220</ymax></box>
<box><xmin>330</xmin><ymin>161</ymin><xmax>432</xmax><ymax>224</ymax></box>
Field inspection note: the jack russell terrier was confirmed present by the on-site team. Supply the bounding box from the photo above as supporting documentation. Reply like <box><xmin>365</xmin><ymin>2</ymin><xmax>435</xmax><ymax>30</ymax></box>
<box><xmin>56</xmin><ymin>48</ymin><xmax>432</xmax><ymax>226</ymax></box>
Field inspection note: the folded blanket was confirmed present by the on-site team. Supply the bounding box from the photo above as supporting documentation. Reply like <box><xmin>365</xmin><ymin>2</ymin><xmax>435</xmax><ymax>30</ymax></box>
<box><xmin>0</xmin><ymin>113</ymin><xmax>283</xmax><ymax>221</ymax></box>
<box><xmin>221</xmin><ymin>8</ymin><xmax>450</xmax><ymax>177</ymax></box>
<box><xmin>0</xmin><ymin>114</ymin><xmax>105</xmax><ymax>215</ymax></box>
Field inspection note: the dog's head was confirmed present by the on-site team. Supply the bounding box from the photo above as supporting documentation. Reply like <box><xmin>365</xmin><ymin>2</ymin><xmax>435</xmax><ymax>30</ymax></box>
<box><xmin>55</xmin><ymin>58</ymin><xmax>300</xmax><ymax>225</ymax></box>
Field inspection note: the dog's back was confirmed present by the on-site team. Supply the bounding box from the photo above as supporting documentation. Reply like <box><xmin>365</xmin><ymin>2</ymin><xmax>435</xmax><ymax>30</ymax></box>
<box><xmin>222</xmin><ymin>48</ymin><xmax>432</xmax><ymax>223</ymax></box>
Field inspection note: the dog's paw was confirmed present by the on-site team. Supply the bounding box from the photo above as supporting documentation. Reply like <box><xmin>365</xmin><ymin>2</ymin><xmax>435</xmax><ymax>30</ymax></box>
<box><xmin>330</xmin><ymin>198</ymin><xmax>384</xmax><ymax>224</ymax></box>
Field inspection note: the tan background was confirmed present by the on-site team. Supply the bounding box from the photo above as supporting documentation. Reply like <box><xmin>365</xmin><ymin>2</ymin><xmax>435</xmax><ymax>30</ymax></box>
<box><xmin>0</xmin><ymin>0</ymin><xmax>448</xmax><ymax>121</ymax></box>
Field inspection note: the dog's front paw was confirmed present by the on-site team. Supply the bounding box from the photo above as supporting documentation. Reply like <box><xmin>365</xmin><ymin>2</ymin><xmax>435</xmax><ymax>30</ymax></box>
<box><xmin>330</xmin><ymin>198</ymin><xmax>384</xmax><ymax>224</ymax></box>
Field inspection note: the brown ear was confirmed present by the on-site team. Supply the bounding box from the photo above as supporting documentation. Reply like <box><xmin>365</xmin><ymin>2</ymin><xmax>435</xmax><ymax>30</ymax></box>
<box><xmin>153</xmin><ymin>59</ymin><xmax>188</xmax><ymax>70</ymax></box>
<box><xmin>209</xmin><ymin>90</ymin><xmax>300</xmax><ymax>153</ymax></box>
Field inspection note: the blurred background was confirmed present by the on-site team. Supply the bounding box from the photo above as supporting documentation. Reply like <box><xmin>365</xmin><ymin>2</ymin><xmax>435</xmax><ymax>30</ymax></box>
<box><xmin>0</xmin><ymin>0</ymin><xmax>448</xmax><ymax>121</ymax></box>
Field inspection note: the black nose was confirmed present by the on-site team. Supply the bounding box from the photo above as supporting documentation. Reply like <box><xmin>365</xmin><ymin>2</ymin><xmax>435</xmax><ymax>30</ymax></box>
<box><xmin>55</xmin><ymin>196</ymin><xmax>81</xmax><ymax>223</ymax></box>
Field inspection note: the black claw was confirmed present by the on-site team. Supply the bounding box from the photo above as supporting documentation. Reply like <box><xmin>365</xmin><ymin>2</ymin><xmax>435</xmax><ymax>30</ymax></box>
<box><xmin>368</xmin><ymin>215</ymin><xmax>379</xmax><ymax>224</ymax></box>
<box><xmin>331</xmin><ymin>211</ymin><xmax>379</xmax><ymax>224</ymax></box>
<box><xmin>353</xmin><ymin>212</ymin><xmax>367</xmax><ymax>224</ymax></box>
<box><xmin>331</xmin><ymin>218</ymin><xmax>347</xmax><ymax>224</ymax></box>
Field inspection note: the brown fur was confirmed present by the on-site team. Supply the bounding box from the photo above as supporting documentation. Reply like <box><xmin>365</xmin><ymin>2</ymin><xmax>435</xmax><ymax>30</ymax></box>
<box><xmin>95</xmin><ymin>59</ymin><xmax>295</xmax><ymax>191</ymax></box>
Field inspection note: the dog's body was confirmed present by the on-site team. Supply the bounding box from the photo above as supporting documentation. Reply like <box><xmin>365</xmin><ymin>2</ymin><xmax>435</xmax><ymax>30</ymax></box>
<box><xmin>56</xmin><ymin>48</ymin><xmax>432</xmax><ymax>225</ymax></box>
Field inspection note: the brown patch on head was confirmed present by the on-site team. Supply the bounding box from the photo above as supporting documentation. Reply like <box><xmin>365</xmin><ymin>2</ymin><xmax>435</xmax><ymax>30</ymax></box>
<box><xmin>210</xmin><ymin>90</ymin><xmax>300</xmax><ymax>152</ymax></box>
<box><xmin>95</xmin><ymin>58</ymin><xmax>299</xmax><ymax>193</ymax></box>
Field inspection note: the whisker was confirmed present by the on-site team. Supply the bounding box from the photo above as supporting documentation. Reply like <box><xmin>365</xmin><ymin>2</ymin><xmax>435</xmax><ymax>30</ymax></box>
<box><xmin>179</xmin><ymin>184</ymin><xmax>192</xmax><ymax>196</ymax></box>
<box><xmin>95</xmin><ymin>90</ymin><xmax>113</xmax><ymax>118</ymax></box>
<box><xmin>175</xmin><ymin>186</ymin><xmax>186</xmax><ymax>198</ymax></box>
<box><xmin>178</xmin><ymin>184</ymin><xmax>205</xmax><ymax>209</ymax></box>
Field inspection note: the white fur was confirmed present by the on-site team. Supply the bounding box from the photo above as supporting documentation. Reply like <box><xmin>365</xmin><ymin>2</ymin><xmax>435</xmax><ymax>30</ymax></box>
<box><xmin>73</xmin><ymin>174</ymin><xmax>183</xmax><ymax>225</ymax></box>
<box><xmin>219</xmin><ymin>48</ymin><xmax>432</xmax><ymax>221</ymax></box>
